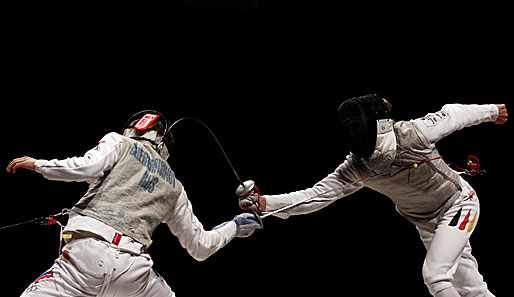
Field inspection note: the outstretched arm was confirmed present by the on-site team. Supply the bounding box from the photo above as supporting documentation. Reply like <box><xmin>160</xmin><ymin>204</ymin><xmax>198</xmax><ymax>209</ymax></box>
<box><xmin>165</xmin><ymin>189</ymin><xmax>260</xmax><ymax>261</ymax></box>
<box><xmin>412</xmin><ymin>104</ymin><xmax>507</xmax><ymax>145</ymax></box>
<box><xmin>241</xmin><ymin>155</ymin><xmax>365</xmax><ymax>219</ymax></box>
<box><xmin>6</xmin><ymin>132</ymin><xmax>123</xmax><ymax>183</ymax></box>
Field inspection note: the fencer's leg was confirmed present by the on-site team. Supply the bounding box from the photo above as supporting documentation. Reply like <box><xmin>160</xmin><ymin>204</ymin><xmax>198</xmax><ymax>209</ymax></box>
<box><xmin>20</xmin><ymin>255</ymin><xmax>94</xmax><ymax>297</ymax></box>
<box><xmin>418</xmin><ymin>225</ymin><xmax>464</xmax><ymax>296</ymax></box>
<box><xmin>20</xmin><ymin>265</ymin><xmax>61</xmax><ymax>297</ymax></box>
<box><xmin>434</xmin><ymin>287</ymin><xmax>461</xmax><ymax>297</ymax></box>
<box><xmin>142</xmin><ymin>266</ymin><xmax>176</xmax><ymax>297</ymax></box>
<box><xmin>451</xmin><ymin>243</ymin><xmax>493</xmax><ymax>297</ymax></box>
<box><xmin>21</xmin><ymin>238</ymin><xmax>117</xmax><ymax>296</ymax></box>
<box><xmin>417</xmin><ymin>195</ymin><xmax>479</xmax><ymax>297</ymax></box>
<box><xmin>104</xmin><ymin>252</ymin><xmax>175</xmax><ymax>297</ymax></box>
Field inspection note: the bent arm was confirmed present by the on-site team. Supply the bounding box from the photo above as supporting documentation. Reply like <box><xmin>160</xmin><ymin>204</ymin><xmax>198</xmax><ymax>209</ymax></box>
<box><xmin>412</xmin><ymin>104</ymin><xmax>499</xmax><ymax>144</ymax></box>
<box><xmin>165</xmin><ymin>189</ymin><xmax>234</xmax><ymax>261</ymax></box>
<box><xmin>34</xmin><ymin>132</ymin><xmax>123</xmax><ymax>183</ymax></box>
<box><xmin>264</xmin><ymin>156</ymin><xmax>364</xmax><ymax>219</ymax></box>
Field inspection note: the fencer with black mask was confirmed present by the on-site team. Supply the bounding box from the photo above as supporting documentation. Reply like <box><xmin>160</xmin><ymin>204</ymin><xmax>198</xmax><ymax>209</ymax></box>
<box><xmin>240</xmin><ymin>95</ymin><xmax>508</xmax><ymax>297</ymax></box>
<box><xmin>8</xmin><ymin>110</ymin><xmax>261</xmax><ymax>297</ymax></box>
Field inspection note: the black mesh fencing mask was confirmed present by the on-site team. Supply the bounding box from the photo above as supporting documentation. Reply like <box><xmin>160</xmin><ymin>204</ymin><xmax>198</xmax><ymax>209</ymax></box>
<box><xmin>338</xmin><ymin>94</ymin><xmax>391</xmax><ymax>158</ymax></box>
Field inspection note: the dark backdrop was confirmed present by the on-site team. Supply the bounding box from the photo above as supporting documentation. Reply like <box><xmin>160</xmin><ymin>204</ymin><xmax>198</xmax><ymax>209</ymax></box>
<box><xmin>1</xmin><ymin>2</ymin><xmax>511</xmax><ymax>296</ymax></box>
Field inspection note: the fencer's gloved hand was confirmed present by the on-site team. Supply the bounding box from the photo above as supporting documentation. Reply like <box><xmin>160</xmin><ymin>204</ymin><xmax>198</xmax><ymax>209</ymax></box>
<box><xmin>237</xmin><ymin>185</ymin><xmax>266</xmax><ymax>214</ymax></box>
<box><xmin>232</xmin><ymin>213</ymin><xmax>262</xmax><ymax>238</ymax></box>
<box><xmin>212</xmin><ymin>213</ymin><xmax>262</xmax><ymax>243</ymax></box>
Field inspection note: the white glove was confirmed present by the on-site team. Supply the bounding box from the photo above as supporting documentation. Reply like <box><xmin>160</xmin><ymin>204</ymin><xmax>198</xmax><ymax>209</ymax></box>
<box><xmin>236</xmin><ymin>180</ymin><xmax>266</xmax><ymax>214</ymax></box>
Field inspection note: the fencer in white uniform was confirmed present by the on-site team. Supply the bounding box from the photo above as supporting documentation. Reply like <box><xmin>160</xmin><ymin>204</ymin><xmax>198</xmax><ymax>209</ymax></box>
<box><xmin>7</xmin><ymin>110</ymin><xmax>261</xmax><ymax>297</ymax></box>
<box><xmin>240</xmin><ymin>96</ymin><xmax>508</xmax><ymax>297</ymax></box>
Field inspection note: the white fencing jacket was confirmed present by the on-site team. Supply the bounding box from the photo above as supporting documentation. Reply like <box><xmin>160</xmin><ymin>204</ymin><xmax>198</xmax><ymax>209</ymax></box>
<box><xmin>264</xmin><ymin>104</ymin><xmax>499</xmax><ymax>231</ymax></box>
<box><xmin>34</xmin><ymin>132</ymin><xmax>236</xmax><ymax>261</ymax></box>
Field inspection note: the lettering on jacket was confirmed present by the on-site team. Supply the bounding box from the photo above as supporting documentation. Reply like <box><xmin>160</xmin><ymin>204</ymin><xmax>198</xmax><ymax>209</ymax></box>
<box><xmin>129</xmin><ymin>143</ymin><xmax>176</xmax><ymax>192</ymax></box>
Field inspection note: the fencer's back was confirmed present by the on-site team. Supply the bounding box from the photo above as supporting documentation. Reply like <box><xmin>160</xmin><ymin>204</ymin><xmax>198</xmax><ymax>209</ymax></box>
<box><xmin>72</xmin><ymin>134</ymin><xmax>183</xmax><ymax>248</ymax></box>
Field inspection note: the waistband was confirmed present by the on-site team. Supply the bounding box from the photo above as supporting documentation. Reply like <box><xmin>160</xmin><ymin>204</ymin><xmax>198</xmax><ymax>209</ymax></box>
<box><xmin>63</xmin><ymin>211</ymin><xmax>145</xmax><ymax>255</ymax></box>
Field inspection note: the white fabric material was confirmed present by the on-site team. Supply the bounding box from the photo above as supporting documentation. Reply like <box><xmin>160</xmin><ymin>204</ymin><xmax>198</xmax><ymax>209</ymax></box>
<box><xmin>212</xmin><ymin>220</ymin><xmax>238</xmax><ymax>243</ymax></box>
<box><xmin>35</xmin><ymin>132</ymin><xmax>233</xmax><ymax>261</ymax></box>
<box><xmin>34</xmin><ymin>132</ymin><xmax>123</xmax><ymax>183</ymax></box>
<box><xmin>64</xmin><ymin>211</ymin><xmax>145</xmax><ymax>255</ymax></box>
<box><xmin>123</xmin><ymin>128</ymin><xmax>169</xmax><ymax>159</ymax></box>
<box><xmin>418</xmin><ymin>182</ymin><xmax>493</xmax><ymax>297</ymax></box>
<box><xmin>21</xmin><ymin>238</ymin><xmax>174</xmax><ymax>297</ymax></box>
<box><xmin>28</xmin><ymin>131</ymin><xmax>239</xmax><ymax>296</ymax></box>
<box><xmin>412</xmin><ymin>104</ymin><xmax>498</xmax><ymax>145</ymax></box>
<box><xmin>22</xmin><ymin>133</ymin><xmax>237</xmax><ymax>297</ymax></box>
<box><xmin>164</xmin><ymin>189</ymin><xmax>233</xmax><ymax>261</ymax></box>
<box><xmin>264</xmin><ymin>104</ymin><xmax>498</xmax><ymax>218</ymax></box>
<box><xmin>362</xmin><ymin>118</ymin><xmax>397</xmax><ymax>173</ymax></box>
<box><xmin>123</xmin><ymin>129</ymin><xmax>163</xmax><ymax>144</ymax></box>
<box><xmin>263</xmin><ymin>104</ymin><xmax>498</xmax><ymax>296</ymax></box>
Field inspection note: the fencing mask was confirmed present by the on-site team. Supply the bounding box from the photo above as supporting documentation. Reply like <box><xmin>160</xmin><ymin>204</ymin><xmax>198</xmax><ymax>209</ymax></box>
<box><xmin>337</xmin><ymin>94</ymin><xmax>392</xmax><ymax>158</ymax></box>
<box><xmin>122</xmin><ymin>110</ymin><xmax>174</xmax><ymax>160</ymax></box>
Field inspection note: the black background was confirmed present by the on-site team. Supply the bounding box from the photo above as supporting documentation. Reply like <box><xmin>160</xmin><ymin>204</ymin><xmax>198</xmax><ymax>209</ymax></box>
<box><xmin>1</xmin><ymin>2</ymin><xmax>512</xmax><ymax>296</ymax></box>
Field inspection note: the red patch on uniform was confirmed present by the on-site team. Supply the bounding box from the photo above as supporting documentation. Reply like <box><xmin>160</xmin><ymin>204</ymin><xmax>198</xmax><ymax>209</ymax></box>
<box><xmin>112</xmin><ymin>232</ymin><xmax>122</xmax><ymax>245</ymax></box>
<box><xmin>62</xmin><ymin>250</ymin><xmax>71</xmax><ymax>261</ymax></box>
<box><xmin>458</xmin><ymin>210</ymin><xmax>472</xmax><ymax>230</ymax></box>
